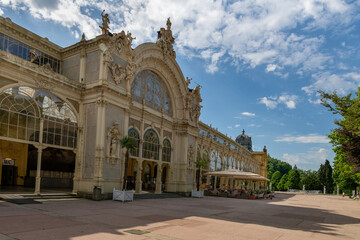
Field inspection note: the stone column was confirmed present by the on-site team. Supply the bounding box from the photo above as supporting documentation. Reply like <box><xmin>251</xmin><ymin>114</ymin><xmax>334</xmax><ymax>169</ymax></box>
<box><xmin>155</xmin><ymin>162</ymin><xmax>162</xmax><ymax>194</ymax></box>
<box><xmin>79</xmin><ymin>49</ymin><xmax>86</xmax><ymax>83</ymax></box>
<box><xmin>94</xmin><ymin>99</ymin><xmax>106</xmax><ymax>182</ymax></box>
<box><xmin>135</xmin><ymin>119</ymin><xmax>144</xmax><ymax>193</ymax></box>
<box><xmin>135</xmin><ymin>158</ymin><xmax>143</xmax><ymax>193</ymax></box>
<box><xmin>34</xmin><ymin>118</ymin><xmax>44</xmax><ymax>195</ymax></box>
<box><xmin>119</xmin><ymin>151</ymin><xmax>126</xmax><ymax>190</ymax></box>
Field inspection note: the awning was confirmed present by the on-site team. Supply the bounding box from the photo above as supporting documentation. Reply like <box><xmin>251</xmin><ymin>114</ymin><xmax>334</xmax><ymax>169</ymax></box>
<box><xmin>203</xmin><ymin>168</ymin><xmax>269</xmax><ymax>181</ymax></box>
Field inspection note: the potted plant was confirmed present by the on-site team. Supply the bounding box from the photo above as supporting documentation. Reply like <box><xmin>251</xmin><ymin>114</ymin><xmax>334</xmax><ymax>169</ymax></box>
<box><xmin>113</xmin><ymin>136</ymin><xmax>136</xmax><ymax>202</ymax></box>
<box><xmin>249</xmin><ymin>189</ymin><xmax>256</xmax><ymax>200</ymax></box>
<box><xmin>192</xmin><ymin>158</ymin><xmax>206</xmax><ymax>198</ymax></box>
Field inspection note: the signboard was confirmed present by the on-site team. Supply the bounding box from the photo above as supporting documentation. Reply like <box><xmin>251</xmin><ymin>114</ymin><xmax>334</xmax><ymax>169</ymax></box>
<box><xmin>2</xmin><ymin>158</ymin><xmax>15</xmax><ymax>166</ymax></box>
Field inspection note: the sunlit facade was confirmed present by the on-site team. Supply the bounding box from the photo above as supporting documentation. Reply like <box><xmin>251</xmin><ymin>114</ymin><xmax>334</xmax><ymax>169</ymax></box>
<box><xmin>0</xmin><ymin>15</ymin><xmax>268</xmax><ymax>197</ymax></box>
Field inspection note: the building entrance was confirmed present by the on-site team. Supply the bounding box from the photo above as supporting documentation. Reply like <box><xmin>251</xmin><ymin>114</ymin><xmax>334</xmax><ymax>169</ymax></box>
<box><xmin>1</xmin><ymin>165</ymin><xmax>17</xmax><ymax>186</ymax></box>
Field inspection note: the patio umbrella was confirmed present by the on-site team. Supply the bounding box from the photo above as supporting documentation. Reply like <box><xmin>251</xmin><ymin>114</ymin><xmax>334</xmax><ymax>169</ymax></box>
<box><xmin>203</xmin><ymin>168</ymin><xmax>258</xmax><ymax>178</ymax></box>
<box><xmin>203</xmin><ymin>168</ymin><xmax>269</xmax><ymax>181</ymax></box>
<box><xmin>233</xmin><ymin>175</ymin><xmax>270</xmax><ymax>181</ymax></box>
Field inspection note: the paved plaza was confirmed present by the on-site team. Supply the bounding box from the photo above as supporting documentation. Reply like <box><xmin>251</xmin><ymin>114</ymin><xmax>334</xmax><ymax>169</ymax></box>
<box><xmin>0</xmin><ymin>192</ymin><xmax>359</xmax><ymax>240</ymax></box>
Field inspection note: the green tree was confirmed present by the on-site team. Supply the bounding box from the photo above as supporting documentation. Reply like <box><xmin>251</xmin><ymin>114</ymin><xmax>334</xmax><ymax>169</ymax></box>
<box><xmin>286</xmin><ymin>169</ymin><xmax>301</xmax><ymax>190</ymax></box>
<box><xmin>318</xmin><ymin>160</ymin><xmax>334</xmax><ymax>193</ymax></box>
<box><xmin>270</xmin><ymin>171</ymin><xmax>281</xmax><ymax>190</ymax></box>
<box><xmin>267</xmin><ymin>156</ymin><xmax>292</xmax><ymax>179</ymax></box>
<box><xmin>320</xmin><ymin>90</ymin><xmax>360</xmax><ymax>169</ymax></box>
<box><xmin>119</xmin><ymin>136</ymin><xmax>136</xmax><ymax>190</ymax></box>
<box><xmin>329</xmin><ymin>132</ymin><xmax>360</xmax><ymax>195</ymax></box>
<box><xmin>277</xmin><ymin>174</ymin><xmax>288</xmax><ymax>191</ymax></box>
<box><xmin>299</xmin><ymin>170</ymin><xmax>321</xmax><ymax>190</ymax></box>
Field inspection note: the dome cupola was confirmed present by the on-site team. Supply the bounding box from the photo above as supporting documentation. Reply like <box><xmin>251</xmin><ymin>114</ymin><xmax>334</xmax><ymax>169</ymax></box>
<box><xmin>235</xmin><ymin>129</ymin><xmax>252</xmax><ymax>151</ymax></box>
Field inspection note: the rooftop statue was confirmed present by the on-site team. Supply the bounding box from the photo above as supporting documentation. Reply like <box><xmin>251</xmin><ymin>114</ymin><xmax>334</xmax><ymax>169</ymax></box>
<box><xmin>156</xmin><ymin>17</ymin><xmax>176</xmax><ymax>58</ymax></box>
<box><xmin>100</xmin><ymin>10</ymin><xmax>110</xmax><ymax>34</ymax></box>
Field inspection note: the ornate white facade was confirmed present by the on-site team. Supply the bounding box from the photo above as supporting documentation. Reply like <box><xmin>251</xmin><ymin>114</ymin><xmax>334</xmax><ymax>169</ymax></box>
<box><xmin>0</xmin><ymin>15</ymin><xmax>267</xmax><ymax>197</ymax></box>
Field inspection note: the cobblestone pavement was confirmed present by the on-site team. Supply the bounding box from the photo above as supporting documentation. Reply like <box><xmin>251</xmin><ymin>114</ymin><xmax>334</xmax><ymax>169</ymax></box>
<box><xmin>0</xmin><ymin>192</ymin><xmax>359</xmax><ymax>240</ymax></box>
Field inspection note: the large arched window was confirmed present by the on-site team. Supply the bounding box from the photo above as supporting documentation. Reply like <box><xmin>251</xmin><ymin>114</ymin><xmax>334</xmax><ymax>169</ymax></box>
<box><xmin>162</xmin><ymin>139</ymin><xmax>171</xmax><ymax>162</ymax></box>
<box><xmin>131</xmin><ymin>70</ymin><xmax>173</xmax><ymax>116</ymax></box>
<box><xmin>142</xmin><ymin>129</ymin><xmax>159</xmax><ymax>160</ymax></box>
<box><xmin>128</xmin><ymin>128</ymin><xmax>139</xmax><ymax>157</ymax></box>
<box><xmin>202</xmin><ymin>150</ymin><xmax>209</xmax><ymax>170</ymax></box>
<box><xmin>0</xmin><ymin>87</ymin><xmax>77</xmax><ymax>148</ymax></box>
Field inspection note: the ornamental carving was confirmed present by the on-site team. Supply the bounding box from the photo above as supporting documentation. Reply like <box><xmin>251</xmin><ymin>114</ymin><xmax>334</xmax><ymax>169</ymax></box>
<box><xmin>156</xmin><ymin>18</ymin><xmax>176</xmax><ymax>58</ymax></box>
<box><xmin>187</xmin><ymin>145</ymin><xmax>195</xmax><ymax>169</ymax></box>
<box><xmin>100</xmin><ymin>10</ymin><xmax>110</xmax><ymax>35</ymax></box>
<box><xmin>186</xmin><ymin>84</ymin><xmax>202</xmax><ymax>124</ymax></box>
<box><xmin>34</xmin><ymin>77</ymin><xmax>55</xmax><ymax>90</ymax></box>
<box><xmin>111</xmin><ymin>30</ymin><xmax>135</xmax><ymax>58</ymax></box>
<box><xmin>106</xmin><ymin>121</ymin><xmax>121</xmax><ymax>164</ymax></box>
<box><xmin>109</xmin><ymin>63</ymin><xmax>126</xmax><ymax>84</ymax></box>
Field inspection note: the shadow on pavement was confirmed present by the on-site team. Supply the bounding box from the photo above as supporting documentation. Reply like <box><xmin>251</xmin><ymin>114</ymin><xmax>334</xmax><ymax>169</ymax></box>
<box><xmin>0</xmin><ymin>192</ymin><xmax>359</xmax><ymax>239</ymax></box>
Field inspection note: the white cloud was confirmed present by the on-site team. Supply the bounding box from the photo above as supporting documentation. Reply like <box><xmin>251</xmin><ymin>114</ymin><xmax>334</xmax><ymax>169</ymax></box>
<box><xmin>306</xmin><ymin>122</ymin><xmax>314</xmax><ymax>127</ymax></box>
<box><xmin>259</xmin><ymin>94</ymin><xmax>298</xmax><ymax>109</ymax></box>
<box><xmin>242</xmin><ymin>112</ymin><xmax>255</xmax><ymax>117</ymax></box>
<box><xmin>275</xmin><ymin>133</ymin><xmax>329</xmax><ymax>144</ymax></box>
<box><xmin>234</xmin><ymin>124</ymin><xmax>241</xmax><ymax>128</ymax></box>
<box><xmin>248</xmin><ymin>123</ymin><xmax>261</xmax><ymax>128</ymax></box>
<box><xmin>0</xmin><ymin>7</ymin><xmax>3</xmax><ymax>16</ymax></box>
<box><xmin>259</xmin><ymin>96</ymin><xmax>278</xmax><ymax>109</ymax></box>
<box><xmin>282</xmin><ymin>147</ymin><xmax>331</xmax><ymax>170</ymax></box>
<box><xmin>0</xmin><ymin>0</ymin><xmax>356</xmax><ymax>73</ymax></box>
<box><xmin>302</xmin><ymin>71</ymin><xmax>360</xmax><ymax>95</ymax></box>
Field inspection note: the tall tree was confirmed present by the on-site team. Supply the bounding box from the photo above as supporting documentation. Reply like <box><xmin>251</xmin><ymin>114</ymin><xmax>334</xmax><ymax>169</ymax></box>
<box><xmin>277</xmin><ymin>174</ymin><xmax>288</xmax><ymax>191</ymax></box>
<box><xmin>329</xmin><ymin>131</ymin><xmax>360</xmax><ymax>194</ymax></box>
<box><xmin>270</xmin><ymin>171</ymin><xmax>281</xmax><ymax>190</ymax></box>
<box><xmin>286</xmin><ymin>169</ymin><xmax>301</xmax><ymax>190</ymax></box>
<box><xmin>299</xmin><ymin>170</ymin><xmax>322</xmax><ymax>190</ymax></box>
<box><xmin>119</xmin><ymin>136</ymin><xmax>136</xmax><ymax>190</ymax></box>
<box><xmin>320</xmin><ymin>90</ymin><xmax>360</xmax><ymax>170</ymax></box>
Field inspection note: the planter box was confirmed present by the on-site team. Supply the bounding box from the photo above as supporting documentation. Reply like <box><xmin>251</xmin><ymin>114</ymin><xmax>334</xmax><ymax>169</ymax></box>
<box><xmin>113</xmin><ymin>189</ymin><xmax>134</xmax><ymax>202</ymax></box>
<box><xmin>191</xmin><ymin>190</ymin><xmax>204</xmax><ymax>198</ymax></box>
<box><xmin>249</xmin><ymin>195</ymin><xmax>256</xmax><ymax>200</ymax></box>
<box><xmin>218</xmin><ymin>192</ymin><xmax>228</xmax><ymax>198</ymax></box>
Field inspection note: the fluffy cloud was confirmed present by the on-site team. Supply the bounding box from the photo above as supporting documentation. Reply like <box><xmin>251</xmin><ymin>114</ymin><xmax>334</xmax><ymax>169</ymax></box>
<box><xmin>0</xmin><ymin>0</ymin><xmax>356</xmax><ymax>73</ymax></box>
<box><xmin>242</xmin><ymin>112</ymin><xmax>255</xmax><ymax>117</ymax></box>
<box><xmin>282</xmin><ymin>147</ymin><xmax>331</xmax><ymax>170</ymax></box>
<box><xmin>259</xmin><ymin>94</ymin><xmax>298</xmax><ymax>109</ymax></box>
<box><xmin>302</xmin><ymin>71</ymin><xmax>360</xmax><ymax>95</ymax></box>
<box><xmin>275</xmin><ymin>134</ymin><xmax>329</xmax><ymax>144</ymax></box>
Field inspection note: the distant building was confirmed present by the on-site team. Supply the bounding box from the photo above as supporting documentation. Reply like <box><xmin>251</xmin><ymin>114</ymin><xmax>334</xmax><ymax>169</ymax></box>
<box><xmin>0</xmin><ymin>15</ymin><xmax>267</xmax><ymax>197</ymax></box>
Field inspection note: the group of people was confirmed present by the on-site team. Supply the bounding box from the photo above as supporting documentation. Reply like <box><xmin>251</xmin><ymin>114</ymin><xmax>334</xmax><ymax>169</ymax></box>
<box><xmin>342</xmin><ymin>192</ymin><xmax>359</xmax><ymax>200</ymax></box>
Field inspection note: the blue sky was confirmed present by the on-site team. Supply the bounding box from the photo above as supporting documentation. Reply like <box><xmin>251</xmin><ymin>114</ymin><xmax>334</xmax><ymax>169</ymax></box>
<box><xmin>1</xmin><ymin>0</ymin><xmax>360</xmax><ymax>170</ymax></box>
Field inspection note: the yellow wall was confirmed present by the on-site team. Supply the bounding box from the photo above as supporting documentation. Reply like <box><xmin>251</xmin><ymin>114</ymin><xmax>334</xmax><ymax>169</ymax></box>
<box><xmin>0</xmin><ymin>140</ymin><xmax>28</xmax><ymax>185</ymax></box>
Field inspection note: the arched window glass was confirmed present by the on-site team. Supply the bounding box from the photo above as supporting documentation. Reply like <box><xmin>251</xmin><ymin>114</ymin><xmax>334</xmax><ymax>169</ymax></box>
<box><xmin>0</xmin><ymin>87</ymin><xmax>77</xmax><ymax>148</ymax></box>
<box><xmin>162</xmin><ymin>139</ymin><xmax>171</xmax><ymax>162</ymax></box>
<box><xmin>142</xmin><ymin>129</ymin><xmax>159</xmax><ymax>160</ymax></box>
<box><xmin>223</xmin><ymin>156</ymin><xmax>227</xmax><ymax>170</ymax></box>
<box><xmin>202</xmin><ymin>150</ymin><xmax>209</xmax><ymax>170</ymax></box>
<box><xmin>216</xmin><ymin>155</ymin><xmax>222</xmax><ymax>171</ymax></box>
<box><xmin>128</xmin><ymin>128</ymin><xmax>140</xmax><ymax>157</ymax></box>
<box><xmin>210</xmin><ymin>151</ymin><xmax>217</xmax><ymax>171</ymax></box>
<box><xmin>131</xmin><ymin>70</ymin><xmax>173</xmax><ymax>116</ymax></box>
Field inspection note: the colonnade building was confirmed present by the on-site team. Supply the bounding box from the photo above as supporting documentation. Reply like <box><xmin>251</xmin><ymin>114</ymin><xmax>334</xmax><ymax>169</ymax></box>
<box><xmin>0</xmin><ymin>15</ymin><xmax>268</xmax><ymax>196</ymax></box>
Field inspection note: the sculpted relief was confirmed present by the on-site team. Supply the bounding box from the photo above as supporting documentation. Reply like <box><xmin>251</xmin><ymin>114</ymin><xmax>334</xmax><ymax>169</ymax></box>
<box><xmin>186</xmin><ymin>82</ymin><xmax>202</xmax><ymax>124</ymax></box>
<box><xmin>156</xmin><ymin>18</ymin><xmax>176</xmax><ymax>58</ymax></box>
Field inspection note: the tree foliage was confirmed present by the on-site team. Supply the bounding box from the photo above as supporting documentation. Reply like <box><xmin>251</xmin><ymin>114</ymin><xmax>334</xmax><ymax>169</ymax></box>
<box><xmin>320</xmin><ymin>90</ymin><xmax>360</xmax><ymax>170</ymax></box>
<box><xmin>267</xmin><ymin>156</ymin><xmax>292</xmax><ymax>179</ymax></box>
<box><xmin>318</xmin><ymin>160</ymin><xmax>334</xmax><ymax>193</ymax></box>
<box><xmin>277</xmin><ymin>174</ymin><xmax>288</xmax><ymax>191</ymax></box>
<box><xmin>286</xmin><ymin>169</ymin><xmax>301</xmax><ymax>190</ymax></box>
<box><xmin>299</xmin><ymin>170</ymin><xmax>321</xmax><ymax>190</ymax></box>
<box><xmin>119</xmin><ymin>136</ymin><xmax>136</xmax><ymax>190</ymax></box>
<box><xmin>270</xmin><ymin>171</ymin><xmax>281</xmax><ymax>191</ymax></box>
